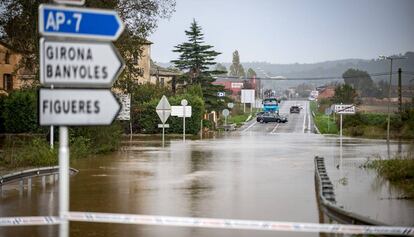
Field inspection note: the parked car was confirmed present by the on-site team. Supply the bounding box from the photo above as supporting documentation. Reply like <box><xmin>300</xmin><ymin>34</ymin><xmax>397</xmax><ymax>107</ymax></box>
<box><xmin>290</xmin><ymin>106</ymin><xmax>300</xmax><ymax>113</ymax></box>
<box><xmin>257</xmin><ymin>113</ymin><xmax>288</xmax><ymax>123</ymax></box>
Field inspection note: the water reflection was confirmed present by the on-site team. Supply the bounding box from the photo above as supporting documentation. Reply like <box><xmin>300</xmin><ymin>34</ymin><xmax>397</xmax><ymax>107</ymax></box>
<box><xmin>1</xmin><ymin>134</ymin><xmax>413</xmax><ymax>237</ymax></box>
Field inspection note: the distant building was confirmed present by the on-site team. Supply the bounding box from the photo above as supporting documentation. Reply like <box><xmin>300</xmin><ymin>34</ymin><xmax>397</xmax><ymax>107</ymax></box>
<box><xmin>0</xmin><ymin>41</ymin><xmax>35</xmax><ymax>93</ymax></box>
<box><xmin>317</xmin><ymin>87</ymin><xmax>335</xmax><ymax>99</ymax></box>
<box><xmin>212</xmin><ymin>76</ymin><xmax>259</xmax><ymax>99</ymax></box>
<box><xmin>150</xmin><ymin>60</ymin><xmax>181</xmax><ymax>90</ymax></box>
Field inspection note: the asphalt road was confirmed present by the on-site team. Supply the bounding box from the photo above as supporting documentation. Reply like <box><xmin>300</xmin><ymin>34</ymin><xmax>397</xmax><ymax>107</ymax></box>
<box><xmin>240</xmin><ymin>100</ymin><xmax>313</xmax><ymax>134</ymax></box>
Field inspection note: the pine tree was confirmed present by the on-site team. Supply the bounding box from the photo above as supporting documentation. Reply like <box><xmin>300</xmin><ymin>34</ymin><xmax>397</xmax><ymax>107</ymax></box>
<box><xmin>171</xmin><ymin>19</ymin><xmax>227</xmax><ymax>112</ymax></box>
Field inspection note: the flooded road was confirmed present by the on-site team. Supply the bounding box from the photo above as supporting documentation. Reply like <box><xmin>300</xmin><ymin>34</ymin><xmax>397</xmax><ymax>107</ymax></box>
<box><xmin>1</xmin><ymin>100</ymin><xmax>413</xmax><ymax>237</ymax></box>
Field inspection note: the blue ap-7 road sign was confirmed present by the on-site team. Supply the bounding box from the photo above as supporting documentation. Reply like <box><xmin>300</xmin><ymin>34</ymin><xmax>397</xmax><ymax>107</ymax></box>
<box><xmin>39</xmin><ymin>4</ymin><xmax>124</xmax><ymax>40</ymax></box>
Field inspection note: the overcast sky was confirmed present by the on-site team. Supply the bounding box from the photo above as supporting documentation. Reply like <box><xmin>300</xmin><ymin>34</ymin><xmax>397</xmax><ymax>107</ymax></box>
<box><xmin>149</xmin><ymin>0</ymin><xmax>414</xmax><ymax>64</ymax></box>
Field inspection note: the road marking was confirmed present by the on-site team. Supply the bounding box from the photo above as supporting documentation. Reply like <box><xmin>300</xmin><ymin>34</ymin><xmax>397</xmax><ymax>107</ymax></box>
<box><xmin>307</xmin><ymin>102</ymin><xmax>311</xmax><ymax>134</ymax></box>
<box><xmin>302</xmin><ymin>102</ymin><xmax>307</xmax><ymax>133</ymax></box>
<box><xmin>270</xmin><ymin>124</ymin><xmax>279</xmax><ymax>134</ymax></box>
<box><xmin>242</xmin><ymin>121</ymin><xmax>257</xmax><ymax>132</ymax></box>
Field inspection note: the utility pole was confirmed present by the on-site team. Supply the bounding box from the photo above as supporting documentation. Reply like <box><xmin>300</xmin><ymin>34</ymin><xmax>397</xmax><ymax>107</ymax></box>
<box><xmin>398</xmin><ymin>68</ymin><xmax>402</xmax><ymax>113</ymax></box>
<box><xmin>379</xmin><ymin>55</ymin><xmax>406</xmax><ymax>144</ymax></box>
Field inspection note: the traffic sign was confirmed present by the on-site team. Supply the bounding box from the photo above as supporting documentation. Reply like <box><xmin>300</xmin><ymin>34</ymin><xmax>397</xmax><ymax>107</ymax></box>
<box><xmin>39</xmin><ymin>89</ymin><xmax>120</xmax><ymax>126</ymax></box>
<box><xmin>158</xmin><ymin>124</ymin><xmax>170</xmax><ymax>128</ymax></box>
<box><xmin>222</xmin><ymin>109</ymin><xmax>230</xmax><ymax>117</ymax></box>
<box><xmin>227</xmin><ymin>103</ymin><xmax>234</xmax><ymax>109</ymax></box>
<box><xmin>54</xmin><ymin>0</ymin><xmax>85</xmax><ymax>5</ymax></box>
<box><xmin>325</xmin><ymin>108</ymin><xmax>333</xmax><ymax>116</ymax></box>
<box><xmin>171</xmin><ymin>106</ymin><xmax>192</xmax><ymax>117</ymax></box>
<box><xmin>181</xmin><ymin>99</ymin><xmax>188</xmax><ymax>106</ymax></box>
<box><xmin>116</xmin><ymin>94</ymin><xmax>131</xmax><ymax>121</ymax></box>
<box><xmin>40</xmin><ymin>38</ymin><xmax>124</xmax><ymax>88</ymax></box>
<box><xmin>39</xmin><ymin>4</ymin><xmax>124</xmax><ymax>40</ymax></box>
<box><xmin>334</xmin><ymin>104</ymin><xmax>355</xmax><ymax>114</ymax></box>
<box><xmin>217</xmin><ymin>92</ymin><xmax>225</xmax><ymax>97</ymax></box>
<box><xmin>156</xmin><ymin>95</ymin><xmax>171</xmax><ymax>124</ymax></box>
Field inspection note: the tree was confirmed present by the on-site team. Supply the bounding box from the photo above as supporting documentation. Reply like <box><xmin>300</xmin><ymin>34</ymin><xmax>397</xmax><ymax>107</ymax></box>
<box><xmin>171</xmin><ymin>19</ymin><xmax>226</xmax><ymax>112</ymax></box>
<box><xmin>229</xmin><ymin>50</ymin><xmax>245</xmax><ymax>78</ymax></box>
<box><xmin>247</xmin><ymin>68</ymin><xmax>257</xmax><ymax>78</ymax></box>
<box><xmin>215</xmin><ymin>63</ymin><xmax>227</xmax><ymax>75</ymax></box>
<box><xmin>342</xmin><ymin>68</ymin><xmax>378</xmax><ymax>97</ymax></box>
<box><xmin>0</xmin><ymin>0</ymin><xmax>175</xmax><ymax>87</ymax></box>
<box><xmin>332</xmin><ymin>84</ymin><xmax>357</xmax><ymax>104</ymax></box>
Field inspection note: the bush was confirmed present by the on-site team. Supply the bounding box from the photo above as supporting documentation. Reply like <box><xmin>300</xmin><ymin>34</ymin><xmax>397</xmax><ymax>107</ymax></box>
<box><xmin>70</xmin><ymin>122</ymin><xmax>122</xmax><ymax>154</ymax></box>
<box><xmin>0</xmin><ymin>138</ymin><xmax>57</xmax><ymax>168</ymax></box>
<box><xmin>1</xmin><ymin>89</ymin><xmax>43</xmax><ymax>133</ymax></box>
<box><xmin>369</xmin><ymin>154</ymin><xmax>414</xmax><ymax>197</ymax></box>
<box><xmin>138</xmin><ymin>94</ymin><xmax>205</xmax><ymax>135</ymax></box>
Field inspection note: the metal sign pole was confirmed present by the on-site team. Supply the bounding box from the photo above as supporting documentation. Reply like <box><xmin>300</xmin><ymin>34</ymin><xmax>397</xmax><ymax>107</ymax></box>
<box><xmin>162</xmin><ymin>126</ymin><xmax>165</xmax><ymax>147</ymax></box>
<box><xmin>50</xmin><ymin>126</ymin><xmax>54</xmax><ymax>149</ymax></box>
<box><xmin>50</xmin><ymin>85</ymin><xmax>54</xmax><ymax>149</ymax></box>
<box><xmin>183</xmin><ymin>105</ymin><xmax>186</xmax><ymax>142</ymax></box>
<box><xmin>59</xmin><ymin>126</ymin><xmax>69</xmax><ymax>237</ymax></box>
<box><xmin>200</xmin><ymin>119</ymin><xmax>203</xmax><ymax>140</ymax></box>
<box><xmin>340</xmin><ymin>113</ymin><xmax>343</xmax><ymax>169</ymax></box>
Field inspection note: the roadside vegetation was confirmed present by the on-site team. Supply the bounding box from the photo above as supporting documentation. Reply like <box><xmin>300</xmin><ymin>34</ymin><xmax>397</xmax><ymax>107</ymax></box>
<box><xmin>310</xmin><ymin>75</ymin><xmax>414</xmax><ymax>139</ymax></box>
<box><xmin>365</xmin><ymin>151</ymin><xmax>414</xmax><ymax>197</ymax></box>
<box><xmin>310</xmin><ymin>101</ymin><xmax>338</xmax><ymax>134</ymax></box>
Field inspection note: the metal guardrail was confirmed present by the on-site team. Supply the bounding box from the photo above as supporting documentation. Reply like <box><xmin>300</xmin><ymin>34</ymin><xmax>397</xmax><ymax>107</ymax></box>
<box><xmin>314</xmin><ymin>156</ymin><xmax>391</xmax><ymax>227</ymax></box>
<box><xmin>0</xmin><ymin>166</ymin><xmax>78</xmax><ymax>186</ymax></box>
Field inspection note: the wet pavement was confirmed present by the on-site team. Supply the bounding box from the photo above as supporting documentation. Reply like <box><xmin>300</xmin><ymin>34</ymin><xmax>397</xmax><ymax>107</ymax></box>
<box><xmin>0</xmin><ymin>100</ymin><xmax>413</xmax><ymax>237</ymax></box>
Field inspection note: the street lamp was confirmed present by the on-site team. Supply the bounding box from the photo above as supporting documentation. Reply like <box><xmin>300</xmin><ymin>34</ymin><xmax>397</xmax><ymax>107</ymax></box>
<box><xmin>378</xmin><ymin>55</ymin><xmax>406</xmax><ymax>144</ymax></box>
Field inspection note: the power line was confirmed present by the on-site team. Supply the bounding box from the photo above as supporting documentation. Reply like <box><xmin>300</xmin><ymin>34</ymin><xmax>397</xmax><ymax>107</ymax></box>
<box><xmin>215</xmin><ymin>72</ymin><xmax>396</xmax><ymax>81</ymax></box>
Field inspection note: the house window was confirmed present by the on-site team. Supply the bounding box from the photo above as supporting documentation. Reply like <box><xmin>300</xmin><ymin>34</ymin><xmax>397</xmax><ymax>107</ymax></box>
<box><xmin>160</xmin><ymin>77</ymin><xmax>165</xmax><ymax>86</ymax></box>
<box><xmin>5</xmin><ymin>51</ymin><xmax>10</xmax><ymax>64</ymax></box>
<box><xmin>3</xmin><ymin>74</ymin><xmax>13</xmax><ymax>90</ymax></box>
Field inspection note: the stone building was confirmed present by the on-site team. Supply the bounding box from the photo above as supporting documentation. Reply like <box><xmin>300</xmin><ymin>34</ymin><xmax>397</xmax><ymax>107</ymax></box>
<box><xmin>150</xmin><ymin>60</ymin><xmax>180</xmax><ymax>89</ymax></box>
<box><xmin>0</xmin><ymin>41</ymin><xmax>34</xmax><ymax>93</ymax></box>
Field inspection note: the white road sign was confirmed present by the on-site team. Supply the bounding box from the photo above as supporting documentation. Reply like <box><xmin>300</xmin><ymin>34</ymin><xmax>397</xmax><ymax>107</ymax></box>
<box><xmin>158</xmin><ymin>124</ymin><xmax>170</xmax><ymax>128</ymax></box>
<box><xmin>156</xmin><ymin>95</ymin><xmax>171</xmax><ymax>124</ymax></box>
<box><xmin>334</xmin><ymin>104</ymin><xmax>356</xmax><ymax>114</ymax></box>
<box><xmin>116</xmin><ymin>94</ymin><xmax>130</xmax><ymax>120</ymax></box>
<box><xmin>171</xmin><ymin>106</ymin><xmax>192</xmax><ymax>117</ymax></box>
<box><xmin>39</xmin><ymin>89</ymin><xmax>120</xmax><ymax>126</ymax></box>
<box><xmin>241</xmin><ymin>89</ymin><xmax>255</xmax><ymax>103</ymax></box>
<box><xmin>40</xmin><ymin>38</ymin><xmax>124</xmax><ymax>88</ymax></box>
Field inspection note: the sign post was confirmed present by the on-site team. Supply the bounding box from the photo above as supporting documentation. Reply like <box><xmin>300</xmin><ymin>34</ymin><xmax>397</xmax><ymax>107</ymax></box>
<box><xmin>181</xmin><ymin>99</ymin><xmax>188</xmax><ymax>142</ymax></box>
<box><xmin>222</xmin><ymin>109</ymin><xmax>230</xmax><ymax>128</ymax></box>
<box><xmin>334</xmin><ymin>104</ymin><xmax>356</xmax><ymax>170</ymax></box>
<box><xmin>38</xmin><ymin>2</ymin><xmax>124</xmax><ymax>237</ymax></box>
<box><xmin>156</xmin><ymin>95</ymin><xmax>171</xmax><ymax>147</ymax></box>
<box><xmin>59</xmin><ymin>126</ymin><xmax>69</xmax><ymax>237</ymax></box>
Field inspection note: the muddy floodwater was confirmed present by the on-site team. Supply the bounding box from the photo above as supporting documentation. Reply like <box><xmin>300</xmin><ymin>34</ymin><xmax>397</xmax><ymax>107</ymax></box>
<box><xmin>1</xmin><ymin>133</ymin><xmax>413</xmax><ymax>237</ymax></box>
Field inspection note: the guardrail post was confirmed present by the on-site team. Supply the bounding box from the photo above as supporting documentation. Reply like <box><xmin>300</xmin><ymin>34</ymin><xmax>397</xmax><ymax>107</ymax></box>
<box><xmin>28</xmin><ymin>178</ymin><xmax>32</xmax><ymax>193</ymax></box>
<box><xmin>42</xmin><ymin>176</ymin><xmax>46</xmax><ymax>188</ymax></box>
<box><xmin>19</xmin><ymin>179</ymin><xmax>24</xmax><ymax>195</ymax></box>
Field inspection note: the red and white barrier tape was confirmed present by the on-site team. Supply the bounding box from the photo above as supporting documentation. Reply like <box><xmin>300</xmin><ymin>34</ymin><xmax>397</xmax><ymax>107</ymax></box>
<box><xmin>1</xmin><ymin>212</ymin><xmax>413</xmax><ymax>236</ymax></box>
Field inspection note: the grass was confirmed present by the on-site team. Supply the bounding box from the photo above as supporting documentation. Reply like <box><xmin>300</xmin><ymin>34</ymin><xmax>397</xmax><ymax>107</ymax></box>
<box><xmin>314</xmin><ymin>114</ymin><xmax>338</xmax><ymax>134</ymax></box>
<box><xmin>226</xmin><ymin>113</ymin><xmax>251</xmax><ymax>126</ymax></box>
<box><xmin>310</xmin><ymin>101</ymin><xmax>338</xmax><ymax>134</ymax></box>
<box><xmin>366</xmin><ymin>153</ymin><xmax>414</xmax><ymax>197</ymax></box>
<box><xmin>0</xmin><ymin>137</ymin><xmax>91</xmax><ymax>168</ymax></box>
